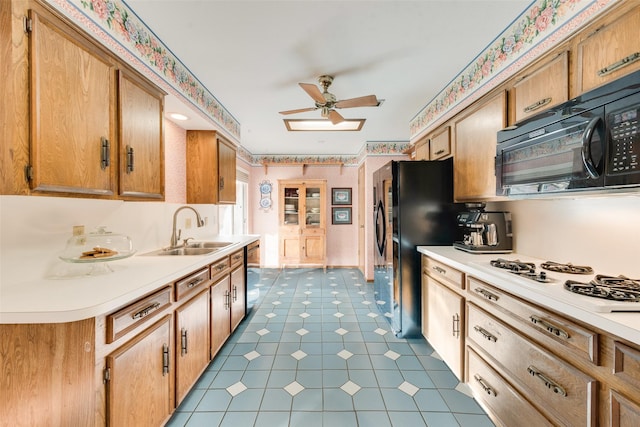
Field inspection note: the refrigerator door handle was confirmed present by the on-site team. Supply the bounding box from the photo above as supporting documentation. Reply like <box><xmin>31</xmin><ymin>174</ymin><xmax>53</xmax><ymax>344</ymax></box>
<box><xmin>375</xmin><ymin>199</ymin><xmax>386</xmax><ymax>257</ymax></box>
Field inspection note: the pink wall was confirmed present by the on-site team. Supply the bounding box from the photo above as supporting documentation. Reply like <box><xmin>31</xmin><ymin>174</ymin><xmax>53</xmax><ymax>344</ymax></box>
<box><xmin>164</xmin><ymin>120</ymin><xmax>187</xmax><ymax>203</ymax></box>
<box><xmin>248</xmin><ymin>164</ymin><xmax>359</xmax><ymax>269</ymax></box>
<box><xmin>163</xmin><ymin>120</ymin><xmax>408</xmax><ymax>277</ymax></box>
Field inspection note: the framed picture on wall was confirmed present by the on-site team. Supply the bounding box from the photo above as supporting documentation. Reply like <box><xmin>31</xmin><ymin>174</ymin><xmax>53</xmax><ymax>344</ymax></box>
<box><xmin>331</xmin><ymin>188</ymin><xmax>352</xmax><ymax>205</ymax></box>
<box><xmin>332</xmin><ymin>207</ymin><xmax>352</xmax><ymax>224</ymax></box>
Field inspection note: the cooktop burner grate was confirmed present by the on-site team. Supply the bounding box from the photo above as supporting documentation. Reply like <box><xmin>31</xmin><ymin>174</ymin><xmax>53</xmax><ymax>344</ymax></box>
<box><xmin>565</xmin><ymin>275</ymin><xmax>640</xmax><ymax>302</ymax></box>
<box><xmin>489</xmin><ymin>258</ymin><xmax>552</xmax><ymax>282</ymax></box>
<box><xmin>490</xmin><ymin>258</ymin><xmax>535</xmax><ymax>273</ymax></box>
<box><xmin>541</xmin><ymin>261</ymin><xmax>593</xmax><ymax>274</ymax></box>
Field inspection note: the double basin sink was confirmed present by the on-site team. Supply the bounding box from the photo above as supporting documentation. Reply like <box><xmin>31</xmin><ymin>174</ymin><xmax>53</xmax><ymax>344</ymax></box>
<box><xmin>141</xmin><ymin>241</ymin><xmax>233</xmax><ymax>256</ymax></box>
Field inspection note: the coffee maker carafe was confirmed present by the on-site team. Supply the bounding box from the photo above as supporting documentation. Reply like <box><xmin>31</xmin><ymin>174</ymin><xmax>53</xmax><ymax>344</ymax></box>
<box><xmin>453</xmin><ymin>203</ymin><xmax>512</xmax><ymax>253</ymax></box>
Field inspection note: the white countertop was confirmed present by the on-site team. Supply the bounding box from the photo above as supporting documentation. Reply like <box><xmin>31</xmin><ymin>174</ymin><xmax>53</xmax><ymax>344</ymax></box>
<box><xmin>417</xmin><ymin>246</ymin><xmax>640</xmax><ymax>345</ymax></box>
<box><xmin>0</xmin><ymin>235</ymin><xmax>259</xmax><ymax>324</ymax></box>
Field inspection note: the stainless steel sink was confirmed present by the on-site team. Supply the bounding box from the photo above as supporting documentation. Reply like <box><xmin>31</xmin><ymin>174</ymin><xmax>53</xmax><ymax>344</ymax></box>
<box><xmin>185</xmin><ymin>241</ymin><xmax>233</xmax><ymax>249</ymax></box>
<box><xmin>140</xmin><ymin>247</ymin><xmax>218</xmax><ymax>256</ymax></box>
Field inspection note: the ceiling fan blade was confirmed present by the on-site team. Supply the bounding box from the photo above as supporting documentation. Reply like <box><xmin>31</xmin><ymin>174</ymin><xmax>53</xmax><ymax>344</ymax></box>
<box><xmin>299</xmin><ymin>83</ymin><xmax>326</xmax><ymax>104</ymax></box>
<box><xmin>328</xmin><ymin>110</ymin><xmax>345</xmax><ymax>125</ymax></box>
<box><xmin>335</xmin><ymin>95</ymin><xmax>379</xmax><ymax>109</ymax></box>
<box><xmin>279</xmin><ymin>107</ymin><xmax>318</xmax><ymax>115</ymax></box>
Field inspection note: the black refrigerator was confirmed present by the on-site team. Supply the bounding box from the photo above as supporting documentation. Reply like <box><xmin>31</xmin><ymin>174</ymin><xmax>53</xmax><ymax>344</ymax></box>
<box><xmin>373</xmin><ymin>158</ymin><xmax>461</xmax><ymax>338</ymax></box>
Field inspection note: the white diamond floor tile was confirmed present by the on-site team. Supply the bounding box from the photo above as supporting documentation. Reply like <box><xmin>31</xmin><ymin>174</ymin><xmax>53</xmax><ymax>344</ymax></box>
<box><xmin>384</xmin><ymin>350</ymin><xmax>401</xmax><ymax>360</ymax></box>
<box><xmin>361</xmin><ymin>300</ymin><xmax>372</xmax><ymax>305</ymax></box>
<box><xmin>337</xmin><ymin>349</ymin><xmax>353</xmax><ymax>360</ymax></box>
<box><xmin>299</xmin><ymin>312</ymin><xmax>311</xmax><ymax>319</ymax></box>
<box><xmin>331</xmin><ymin>301</ymin><xmax>342</xmax><ymax>305</ymax></box>
<box><xmin>296</xmin><ymin>328</ymin><xmax>309</xmax><ymax>336</ymax></box>
<box><xmin>398</xmin><ymin>381</ymin><xmax>419</xmax><ymax>397</ymax></box>
<box><xmin>272</xmin><ymin>301</ymin><xmax>282</xmax><ymax>306</ymax></box>
<box><xmin>291</xmin><ymin>350</ymin><xmax>307</xmax><ymax>360</ymax></box>
<box><xmin>335</xmin><ymin>328</ymin><xmax>348</xmax><ymax>336</ymax></box>
<box><xmin>302</xmin><ymin>301</ymin><xmax>312</xmax><ymax>305</ymax></box>
<box><xmin>265</xmin><ymin>313</ymin><xmax>277</xmax><ymax>319</ymax></box>
<box><xmin>227</xmin><ymin>381</ymin><xmax>247</xmax><ymax>397</ymax></box>
<box><xmin>284</xmin><ymin>381</ymin><xmax>305</xmax><ymax>396</ymax></box>
<box><xmin>374</xmin><ymin>328</ymin><xmax>388</xmax><ymax>336</ymax></box>
<box><xmin>333</xmin><ymin>312</ymin><xmax>345</xmax><ymax>318</ymax></box>
<box><xmin>367</xmin><ymin>312</ymin><xmax>379</xmax><ymax>318</ymax></box>
<box><xmin>244</xmin><ymin>350</ymin><xmax>261</xmax><ymax>361</ymax></box>
<box><xmin>340</xmin><ymin>381</ymin><xmax>361</xmax><ymax>396</ymax></box>
<box><xmin>256</xmin><ymin>328</ymin><xmax>270</xmax><ymax>336</ymax></box>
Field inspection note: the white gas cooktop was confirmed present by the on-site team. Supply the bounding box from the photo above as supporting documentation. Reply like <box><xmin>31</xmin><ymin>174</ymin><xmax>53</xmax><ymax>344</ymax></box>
<box><xmin>469</xmin><ymin>260</ymin><xmax>640</xmax><ymax>313</ymax></box>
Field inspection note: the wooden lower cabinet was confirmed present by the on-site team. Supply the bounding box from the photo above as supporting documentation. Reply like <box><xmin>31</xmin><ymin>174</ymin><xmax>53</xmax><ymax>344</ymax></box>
<box><xmin>105</xmin><ymin>315</ymin><xmax>173</xmax><ymax>427</ymax></box>
<box><xmin>467</xmin><ymin>302</ymin><xmax>597</xmax><ymax>426</ymax></box>
<box><xmin>467</xmin><ymin>346</ymin><xmax>554</xmax><ymax>427</ymax></box>
<box><xmin>425</xmin><ymin>275</ymin><xmax>464</xmax><ymax>380</ymax></box>
<box><xmin>422</xmin><ymin>255</ymin><xmax>465</xmax><ymax>380</ymax></box>
<box><xmin>175</xmin><ymin>290</ymin><xmax>210</xmax><ymax>404</ymax></box>
<box><xmin>211</xmin><ymin>275</ymin><xmax>231</xmax><ymax>357</ymax></box>
<box><xmin>230</xmin><ymin>265</ymin><xmax>246</xmax><ymax>332</ymax></box>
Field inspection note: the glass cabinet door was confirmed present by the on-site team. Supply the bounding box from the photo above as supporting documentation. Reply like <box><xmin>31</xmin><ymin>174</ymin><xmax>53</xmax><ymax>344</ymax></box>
<box><xmin>283</xmin><ymin>186</ymin><xmax>299</xmax><ymax>225</ymax></box>
<box><xmin>305</xmin><ymin>186</ymin><xmax>321</xmax><ymax>227</ymax></box>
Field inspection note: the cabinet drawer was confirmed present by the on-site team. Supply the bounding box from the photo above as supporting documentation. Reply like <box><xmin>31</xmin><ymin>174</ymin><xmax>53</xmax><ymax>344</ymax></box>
<box><xmin>467</xmin><ymin>302</ymin><xmax>597</xmax><ymax>426</ymax></box>
<box><xmin>467</xmin><ymin>347</ymin><xmax>553</xmax><ymax>427</ymax></box>
<box><xmin>210</xmin><ymin>256</ymin><xmax>230</xmax><ymax>282</ymax></box>
<box><xmin>467</xmin><ymin>276</ymin><xmax>598</xmax><ymax>365</ymax></box>
<box><xmin>107</xmin><ymin>286</ymin><xmax>172</xmax><ymax>343</ymax></box>
<box><xmin>230</xmin><ymin>249</ymin><xmax>244</xmax><ymax>268</ymax></box>
<box><xmin>423</xmin><ymin>256</ymin><xmax>464</xmax><ymax>290</ymax></box>
<box><xmin>614</xmin><ymin>341</ymin><xmax>640</xmax><ymax>392</ymax></box>
<box><xmin>611</xmin><ymin>389</ymin><xmax>640</xmax><ymax>427</ymax></box>
<box><xmin>175</xmin><ymin>267</ymin><xmax>210</xmax><ymax>301</ymax></box>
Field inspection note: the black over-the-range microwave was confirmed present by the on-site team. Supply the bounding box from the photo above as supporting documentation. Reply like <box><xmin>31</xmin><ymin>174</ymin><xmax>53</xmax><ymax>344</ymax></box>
<box><xmin>496</xmin><ymin>69</ymin><xmax>640</xmax><ymax>196</ymax></box>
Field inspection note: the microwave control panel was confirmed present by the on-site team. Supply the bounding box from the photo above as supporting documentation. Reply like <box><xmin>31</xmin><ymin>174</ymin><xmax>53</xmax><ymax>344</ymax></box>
<box><xmin>608</xmin><ymin>106</ymin><xmax>639</xmax><ymax>174</ymax></box>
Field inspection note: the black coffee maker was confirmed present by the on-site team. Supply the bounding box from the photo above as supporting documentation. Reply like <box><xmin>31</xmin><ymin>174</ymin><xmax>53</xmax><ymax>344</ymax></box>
<box><xmin>453</xmin><ymin>203</ymin><xmax>513</xmax><ymax>253</ymax></box>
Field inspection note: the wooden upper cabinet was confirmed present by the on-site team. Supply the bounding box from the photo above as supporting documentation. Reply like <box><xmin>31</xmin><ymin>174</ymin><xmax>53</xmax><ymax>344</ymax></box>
<box><xmin>429</xmin><ymin>126</ymin><xmax>452</xmax><ymax>160</ymax></box>
<box><xmin>454</xmin><ymin>91</ymin><xmax>506</xmax><ymax>202</ymax></box>
<box><xmin>414</xmin><ymin>138</ymin><xmax>429</xmax><ymax>160</ymax></box>
<box><xmin>217</xmin><ymin>137</ymin><xmax>237</xmax><ymax>204</ymax></box>
<box><xmin>511</xmin><ymin>51</ymin><xmax>569</xmax><ymax>123</ymax></box>
<box><xmin>28</xmin><ymin>7</ymin><xmax>117</xmax><ymax>196</ymax></box>
<box><xmin>575</xmin><ymin>6</ymin><xmax>640</xmax><ymax>94</ymax></box>
<box><xmin>118</xmin><ymin>68</ymin><xmax>165</xmax><ymax>200</ymax></box>
<box><xmin>186</xmin><ymin>130</ymin><xmax>237</xmax><ymax>204</ymax></box>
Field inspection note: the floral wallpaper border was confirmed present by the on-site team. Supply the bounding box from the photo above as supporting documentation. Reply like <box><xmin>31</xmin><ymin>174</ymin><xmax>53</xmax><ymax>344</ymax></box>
<box><xmin>246</xmin><ymin>143</ymin><xmax>409</xmax><ymax>166</ymax></box>
<box><xmin>409</xmin><ymin>0</ymin><xmax>617</xmax><ymax>140</ymax></box>
<box><xmin>48</xmin><ymin>0</ymin><xmax>617</xmax><ymax>156</ymax></box>
<box><xmin>51</xmin><ymin>0</ymin><xmax>241</xmax><ymax>140</ymax></box>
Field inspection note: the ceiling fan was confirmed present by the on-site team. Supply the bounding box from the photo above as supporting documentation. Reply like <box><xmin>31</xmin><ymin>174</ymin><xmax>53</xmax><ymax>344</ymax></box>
<box><xmin>279</xmin><ymin>75</ymin><xmax>382</xmax><ymax>124</ymax></box>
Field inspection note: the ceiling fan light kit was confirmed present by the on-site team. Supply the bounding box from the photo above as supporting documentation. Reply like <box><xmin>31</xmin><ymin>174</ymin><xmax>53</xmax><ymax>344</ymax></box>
<box><xmin>280</xmin><ymin>75</ymin><xmax>381</xmax><ymax>127</ymax></box>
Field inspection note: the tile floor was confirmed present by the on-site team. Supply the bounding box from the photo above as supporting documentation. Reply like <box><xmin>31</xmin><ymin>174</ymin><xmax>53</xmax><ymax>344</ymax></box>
<box><xmin>165</xmin><ymin>267</ymin><xmax>495</xmax><ymax>427</ymax></box>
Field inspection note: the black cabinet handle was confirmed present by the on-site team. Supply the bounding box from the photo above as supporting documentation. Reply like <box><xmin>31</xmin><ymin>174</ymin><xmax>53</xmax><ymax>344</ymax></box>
<box><xmin>101</xmin><ymin>137</ymin><xmax>110</xmax><ymax>170</ymax></box>
<box><xmin>126</xmin><ymin>145</ymin><xmax>134</xmax><ymax>173</ymax></box>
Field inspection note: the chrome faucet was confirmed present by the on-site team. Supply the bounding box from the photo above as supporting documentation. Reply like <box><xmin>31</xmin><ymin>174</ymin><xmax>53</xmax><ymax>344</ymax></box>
<box><xmin>170</xmin><ymin>206</ymin><xmax>205</xmax><ymax>248</ymax></box>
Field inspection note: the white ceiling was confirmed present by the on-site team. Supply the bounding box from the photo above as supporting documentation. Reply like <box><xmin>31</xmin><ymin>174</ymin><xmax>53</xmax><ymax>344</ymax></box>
<box><xmin>125</xmin><ymin>0</ymin><xmax>531</xmax><ymax>156</ymax></box>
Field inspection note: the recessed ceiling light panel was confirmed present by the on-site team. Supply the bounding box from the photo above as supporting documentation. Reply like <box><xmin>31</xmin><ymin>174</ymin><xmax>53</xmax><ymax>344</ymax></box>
<box><xmin>284</xmin><ymin>119</ymin><xmax>365</xmax><ymax>131</ymax></box>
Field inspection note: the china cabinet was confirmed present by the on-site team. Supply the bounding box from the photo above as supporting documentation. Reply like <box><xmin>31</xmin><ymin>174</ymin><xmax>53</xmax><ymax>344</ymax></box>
<box><xmin>278</xmin><ymin>179</ymin><xmax>326</xmax><ymax>269</ymax></box>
